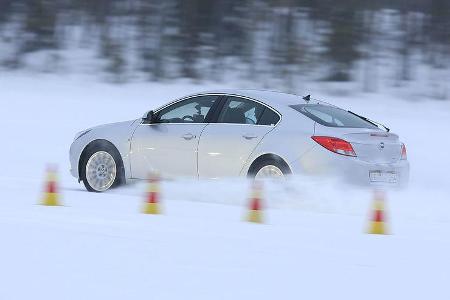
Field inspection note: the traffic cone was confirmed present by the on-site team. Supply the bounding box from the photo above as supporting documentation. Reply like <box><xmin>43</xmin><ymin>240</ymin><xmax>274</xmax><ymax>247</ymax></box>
<box><xmin>142</xmin><ymin>174</ymin><xmax>161</xmax><ymax>214</ymax></box>
<box><xmin>41</xmin><ymin>166</ymin><xmax>61</xmax><ymax>206</ymax></box>
<box><xmin>246</xmin><ymin>181</ymin><xmax>264</xmax><ymax>223</ymax></box>
<box><xmin>367</xmin><ymin>190</ymin><xmax>388</xmax><ymax>234</ymax></box>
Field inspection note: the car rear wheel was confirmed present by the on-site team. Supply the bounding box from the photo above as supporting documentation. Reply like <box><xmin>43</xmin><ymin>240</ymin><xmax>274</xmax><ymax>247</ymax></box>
<box><xmin>81</xmin><ymin>143</ymin><xmax>124</xmax><ymax>192</ymax></box>
<box><xmin>248</xmin><ymin>157</ymin><xmax>291</xmax><ymax>179</ymax></box>
<box><xmin>255</xmin><ymin>165</ymin><xmax>284</xmax><ymax>179</ymax></box>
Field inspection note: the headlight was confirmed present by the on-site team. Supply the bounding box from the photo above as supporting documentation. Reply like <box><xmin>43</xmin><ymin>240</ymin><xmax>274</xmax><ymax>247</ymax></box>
<box><xmin>74</xmin><ymin>129</ymin><xmax>91</xmax><ymax>141</ymax></box>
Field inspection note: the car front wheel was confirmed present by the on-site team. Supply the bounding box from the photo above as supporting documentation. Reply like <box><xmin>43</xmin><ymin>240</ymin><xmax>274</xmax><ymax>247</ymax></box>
<box><xmin>81</xmin><ymin>143</ymin><xmax>124</xmax><ymax>192</ymax></box>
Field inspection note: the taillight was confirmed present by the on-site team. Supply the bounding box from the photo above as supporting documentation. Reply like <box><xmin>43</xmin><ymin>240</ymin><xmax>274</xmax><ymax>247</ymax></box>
<box><xmin>401</xmin><ymin>143</ymin><xmax>407</xmax><ymax>160</ymax></box>
<box><xmin>311</xmin><ymin>136</ymin><xmax>356</xmax><ymax>157</ymax></box>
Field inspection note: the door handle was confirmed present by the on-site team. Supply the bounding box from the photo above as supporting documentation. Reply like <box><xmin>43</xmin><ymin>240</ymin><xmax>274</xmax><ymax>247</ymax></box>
<box><xmin>243</xmin><ymin>134</ymin><xmax>258</xmax><ymax>140</ymax></box>
<box><xmin>182</xmin><ymin>133</ymin><xmax>196</xmax><ymax>140</ymax></box>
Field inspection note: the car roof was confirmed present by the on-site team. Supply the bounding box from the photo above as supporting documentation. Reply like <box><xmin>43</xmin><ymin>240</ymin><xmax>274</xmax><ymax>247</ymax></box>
<box><xmin>194</xmin><ymin>89</ymin><xmax>307</xmax><ymax>110</ymax></box>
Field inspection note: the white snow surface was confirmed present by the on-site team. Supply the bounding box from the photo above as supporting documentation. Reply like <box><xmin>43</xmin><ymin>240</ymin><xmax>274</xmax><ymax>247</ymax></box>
<box><xmin>1</xmin><ymin>73</ymin><xmax>450</xmax><ymax>299</ymax></box>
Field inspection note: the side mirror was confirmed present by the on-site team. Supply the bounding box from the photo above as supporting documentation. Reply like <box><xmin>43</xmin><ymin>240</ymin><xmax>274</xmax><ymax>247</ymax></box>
<box><xmin>142</xmin><ymin>110</ymin><xmax>156</xmax><ymax>124</ymax></box>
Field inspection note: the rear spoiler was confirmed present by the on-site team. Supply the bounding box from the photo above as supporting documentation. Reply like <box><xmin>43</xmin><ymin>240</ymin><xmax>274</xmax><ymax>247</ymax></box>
<box><xmin>347</xmin><ymin>111</ymin><xmax>390</xmax><ymax>132</ymax></box>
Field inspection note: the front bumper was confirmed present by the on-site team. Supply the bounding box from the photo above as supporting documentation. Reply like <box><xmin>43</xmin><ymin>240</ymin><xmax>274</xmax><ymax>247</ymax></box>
<box><xmin>69</xmin><ymin>139</ymin><xmax>82</xmax><ymax>179</ymax></box>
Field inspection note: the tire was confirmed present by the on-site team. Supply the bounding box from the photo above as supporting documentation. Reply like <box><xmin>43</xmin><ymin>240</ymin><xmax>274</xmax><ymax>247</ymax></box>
<box><xmin>80</xmin><ymin>141</ymin><xmax>125</xmax><ymax>192</ymax></box>
<box><xmin>247</xmin><ymin>156</ymin><xmax>291</xmax><ymax>179</ymax></box>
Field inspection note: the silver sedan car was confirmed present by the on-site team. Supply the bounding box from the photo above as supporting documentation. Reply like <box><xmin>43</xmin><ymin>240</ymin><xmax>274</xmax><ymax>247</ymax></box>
<box><xmin>69</xmin><ymin>90</ymin><xmax>409</xmax><ymax>192</ymax></box>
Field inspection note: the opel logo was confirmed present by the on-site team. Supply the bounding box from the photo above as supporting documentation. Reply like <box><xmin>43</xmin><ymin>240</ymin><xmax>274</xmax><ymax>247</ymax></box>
<box><xmin>379</xmin><ymin>142</ymin><xmax>385</xmax><ymax>150</ymax></box>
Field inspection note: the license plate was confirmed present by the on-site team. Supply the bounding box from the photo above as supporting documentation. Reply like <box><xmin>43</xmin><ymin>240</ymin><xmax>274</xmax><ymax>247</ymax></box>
<box><xmin>369</xmin><ymin>171</ymin><xmax>398</xmax><ymax>183</ymax></box>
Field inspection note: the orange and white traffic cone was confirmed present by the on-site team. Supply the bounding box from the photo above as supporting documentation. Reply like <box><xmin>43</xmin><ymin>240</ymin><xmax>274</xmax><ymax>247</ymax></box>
<box><xmin>41</xmin><ymin>166</ymin><xmax>61</xmax><ymax>206</ymax></box>
<box><xmin>246</xmin><ymin>181</ymin><xmax>264</xmax><ymax>223</ymax></box>
<box><xmin>367</xmin><ymin>190</ymin><xmax>388</xmax><ymax>234</ymax></box>
<box><xmin>142</xmin><ymin>173</ymin><xmax>161</xmax><ymax>214</ymax></box>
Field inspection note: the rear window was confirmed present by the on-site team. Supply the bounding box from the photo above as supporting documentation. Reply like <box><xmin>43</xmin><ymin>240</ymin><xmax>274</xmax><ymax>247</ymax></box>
<box><xmin>290</xmin><ymin>104</ymin><xmax>378</xmax><ymax>129</ymax></box>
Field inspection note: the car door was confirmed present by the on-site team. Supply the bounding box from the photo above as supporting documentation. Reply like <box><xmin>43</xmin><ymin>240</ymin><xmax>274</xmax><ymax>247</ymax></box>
<box><xmin>130</xmin><ymin>95</ymin><xmax>220</xmax><ymax>179</ymax></box>
<box><xmin>198</xmin><ymin>96</ymin><xmax>280</xmax><ymax>179</ymax></box>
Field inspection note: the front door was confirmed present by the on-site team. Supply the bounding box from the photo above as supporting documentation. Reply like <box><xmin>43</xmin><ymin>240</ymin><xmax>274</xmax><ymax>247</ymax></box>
<box><xmin>130</xmin><ymin>95</ymin><xmax>220</xmax><ymax>179</ymax></box>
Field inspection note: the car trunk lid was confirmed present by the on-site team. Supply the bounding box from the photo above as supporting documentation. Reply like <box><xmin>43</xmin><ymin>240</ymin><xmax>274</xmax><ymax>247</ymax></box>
<box><xmin>314</xmin><ymin>126</ymin><xmax>402</xmax><ymax>163</ymax></box>
<box><xmin>344</xmin><ymin>131</ymin><xmax>401</xmax><ymax>163</ymax></box>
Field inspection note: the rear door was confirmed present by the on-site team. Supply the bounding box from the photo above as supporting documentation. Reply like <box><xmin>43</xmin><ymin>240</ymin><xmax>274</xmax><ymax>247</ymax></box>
<box><xmin>197</xmin><ymin>96</ymin><xmax>280</xmax><ymax>179</ymax></box>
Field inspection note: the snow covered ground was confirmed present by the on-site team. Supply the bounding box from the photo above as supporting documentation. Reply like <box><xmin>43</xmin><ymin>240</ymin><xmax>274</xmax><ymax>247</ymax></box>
<box><xmin>1</xmin><ymin>72</ymin><xmax>450</xmax><ymax>299</ymax></box>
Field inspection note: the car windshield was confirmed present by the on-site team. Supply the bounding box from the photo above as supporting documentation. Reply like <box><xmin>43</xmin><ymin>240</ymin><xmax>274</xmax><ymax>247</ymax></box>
<box><xmin>290</xmin><ymin>104</ymin><xmax>379</xmax><ymax>129</ymax></box>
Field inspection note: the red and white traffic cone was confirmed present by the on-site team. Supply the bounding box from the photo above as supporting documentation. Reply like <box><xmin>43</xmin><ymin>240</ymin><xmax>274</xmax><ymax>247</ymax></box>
<box><xmin>367</xmin><ymin>190</ymin><xmax>388</xmax><ymax>234</ymax></box>
<box><xmin>41</xmin><ymin>166</ymin><xmax>61</xmax><ymax>206</ymax></box>
<box><xmin>246</xmin><ymin>181</ymin><xmax>264</xmax><ymax>223</ymax></box>
<box><xmin>142</xmin><ymin>173</ymin><xmax>161</xmax><ymax>214</ymax></box>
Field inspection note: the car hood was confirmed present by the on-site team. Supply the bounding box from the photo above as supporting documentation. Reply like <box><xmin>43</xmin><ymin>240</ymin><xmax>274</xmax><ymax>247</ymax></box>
<box><xmin>88</xmin><ymin>119</ymin><xmax>139</xmax><ymax>132</ymax></box>
<box><xmin>74</xmin><ymin>119</ymin><xmax>140</xmax><ymax>143</ymax></box>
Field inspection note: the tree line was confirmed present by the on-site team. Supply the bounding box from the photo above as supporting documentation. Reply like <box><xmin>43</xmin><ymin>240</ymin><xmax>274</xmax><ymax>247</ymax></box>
<box><xmin>0</xmin><ymin>0</ymin><xmax>449</xmax><ymax>97</ymax></box>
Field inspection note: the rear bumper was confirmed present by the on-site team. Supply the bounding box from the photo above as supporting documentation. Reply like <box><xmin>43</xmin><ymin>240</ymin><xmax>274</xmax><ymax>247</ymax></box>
<box><xmin>339</xmin><ymin>158</ymin><xmax>409</xmax><ymax>187</ymax></box>
<box><xmin>290</xmin><ymin>145</ymin><xmax>410</xmax><ymax>187</ymax></box>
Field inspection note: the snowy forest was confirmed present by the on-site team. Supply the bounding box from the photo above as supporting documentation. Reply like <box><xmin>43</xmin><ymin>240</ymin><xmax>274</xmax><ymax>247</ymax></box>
<box><xmin>0</xmin><ymin>0</ymin><xmax>449</xmax><ymax>98</ymax></box>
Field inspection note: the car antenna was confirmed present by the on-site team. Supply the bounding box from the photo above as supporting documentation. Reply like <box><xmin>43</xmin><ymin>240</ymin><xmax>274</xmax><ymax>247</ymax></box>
<box><xmin>302</xmin><ymin>94</ymin><xmax>339</xmax><ymax>108</ymax></box>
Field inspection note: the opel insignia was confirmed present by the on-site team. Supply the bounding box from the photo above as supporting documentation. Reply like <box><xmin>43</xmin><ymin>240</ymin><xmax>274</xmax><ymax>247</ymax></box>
<box><xmin>69</xmin><ymin>90</ymin><xmax>409</xmax><ymax>192</ymax></box>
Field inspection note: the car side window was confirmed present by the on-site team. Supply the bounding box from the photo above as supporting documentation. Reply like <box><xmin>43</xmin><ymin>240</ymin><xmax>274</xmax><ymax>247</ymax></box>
<box><xmin>157</xmin><ymin>95</ymin><xmax>219</xmax><ymax>123</ymax></box>
<box><xmin>218</xmin><ymin>96</ymin><xmax>278</xmax><ymax>125</ymax></box>
<box><xmin>258</xmin><ymin>107</ymin><xmax>280</xmax><ymax>125</ymax></box>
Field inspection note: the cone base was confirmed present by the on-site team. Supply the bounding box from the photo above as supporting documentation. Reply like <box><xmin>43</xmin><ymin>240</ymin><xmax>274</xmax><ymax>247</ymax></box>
<box><xmin>41</xmin><ymin>193</ymin><xmax>60</xmax><ymax>206</ymax></box>
<box><xmin>143</xmin><ymin>202</ymin><xmax>160</xmax><ymax>214</ymax></box>
<box><xmin>247</xmin><ymin>210</ymin><xmax>263</xmax><ymax>223</ymax></box>
<box><xmin>368</xmin><ymin>221</ymin><xmax>387</xmax><ymax>234</ymax></box>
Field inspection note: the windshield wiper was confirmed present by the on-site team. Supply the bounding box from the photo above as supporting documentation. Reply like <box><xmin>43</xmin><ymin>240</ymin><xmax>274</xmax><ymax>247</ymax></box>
<box><xmin>348</xmin><ymin>111</ymin><xmax>390</xmax><ymax>132</ymax></box>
